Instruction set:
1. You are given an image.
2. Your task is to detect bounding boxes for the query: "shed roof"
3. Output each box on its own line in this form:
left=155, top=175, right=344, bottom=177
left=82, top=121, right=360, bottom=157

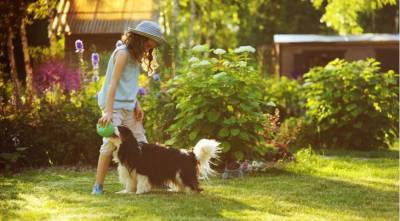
left=52, top=0, right=157, bottom=35
left=274, top=34, right=399, bottom=44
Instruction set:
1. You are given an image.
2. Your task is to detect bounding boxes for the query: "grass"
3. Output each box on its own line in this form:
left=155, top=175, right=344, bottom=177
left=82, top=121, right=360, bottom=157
left=0, top=146, right=398, bottom=221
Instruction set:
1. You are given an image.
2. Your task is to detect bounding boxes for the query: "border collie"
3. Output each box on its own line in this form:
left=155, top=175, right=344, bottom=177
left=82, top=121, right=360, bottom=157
left=110, top=125, right=220, bottom=194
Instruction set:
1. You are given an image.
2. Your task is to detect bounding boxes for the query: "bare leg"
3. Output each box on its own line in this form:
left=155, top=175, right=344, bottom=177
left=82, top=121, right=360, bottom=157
left=95, top=154, right=112, bottom=185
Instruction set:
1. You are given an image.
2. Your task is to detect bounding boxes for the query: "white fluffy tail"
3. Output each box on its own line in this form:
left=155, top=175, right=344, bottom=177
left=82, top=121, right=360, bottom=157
left=193, top=139, right=221, bottom=179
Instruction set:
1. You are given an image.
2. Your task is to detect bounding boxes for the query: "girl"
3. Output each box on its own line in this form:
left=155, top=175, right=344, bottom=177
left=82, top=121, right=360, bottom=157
left=93, top=21, right=165, bottom=194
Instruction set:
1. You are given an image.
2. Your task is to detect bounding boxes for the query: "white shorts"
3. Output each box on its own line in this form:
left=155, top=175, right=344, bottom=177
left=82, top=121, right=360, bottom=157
left=99, top=109, right=147, bottom=156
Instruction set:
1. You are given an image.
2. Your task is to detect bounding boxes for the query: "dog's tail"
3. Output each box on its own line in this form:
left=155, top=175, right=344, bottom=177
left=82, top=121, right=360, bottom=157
left=193, top=139, right=221, bottom=179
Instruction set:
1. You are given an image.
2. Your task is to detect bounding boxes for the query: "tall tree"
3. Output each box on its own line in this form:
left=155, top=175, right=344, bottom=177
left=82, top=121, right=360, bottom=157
left=0, top=0, right=34, bottom=107
left=311, top=0, right=398, bottom=34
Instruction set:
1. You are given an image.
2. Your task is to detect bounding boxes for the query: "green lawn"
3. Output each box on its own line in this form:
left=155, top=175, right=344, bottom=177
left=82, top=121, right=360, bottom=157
left=1, top=147, right=398, bottom=221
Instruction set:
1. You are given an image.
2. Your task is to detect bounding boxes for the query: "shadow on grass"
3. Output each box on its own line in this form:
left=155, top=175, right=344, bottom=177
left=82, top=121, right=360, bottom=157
left=0, top=167, right=398, bottom=220
left=0, top=169, right=254, bottom=220
left=213, top=168, right=398, bottom=220
left=314, top=144, right=399, bottom=159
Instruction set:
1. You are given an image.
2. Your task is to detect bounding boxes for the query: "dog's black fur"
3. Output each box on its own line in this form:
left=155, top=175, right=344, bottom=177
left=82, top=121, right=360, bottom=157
left=117, top=126, right=202, bottom=192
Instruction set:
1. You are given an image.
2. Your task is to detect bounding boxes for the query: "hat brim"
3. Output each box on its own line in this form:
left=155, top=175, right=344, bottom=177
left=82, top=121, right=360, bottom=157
left=130, top=30, right=166, bottom=44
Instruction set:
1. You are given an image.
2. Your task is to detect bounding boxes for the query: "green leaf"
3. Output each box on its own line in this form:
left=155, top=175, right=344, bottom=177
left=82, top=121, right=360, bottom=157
left=207, top=111, right=221, bottom=122
left=189, top=130, right=198, bottom=141
left=239, top=132, right=250, bottom=141
left=223, top=117, right=236, bottom=125
left=231, top=128, right=240, bottom=136
left=218, top=128, right=230, bottom=138
left=233, top=151, right=244, bottom=160
left=221, top=141, right=231, bottom=153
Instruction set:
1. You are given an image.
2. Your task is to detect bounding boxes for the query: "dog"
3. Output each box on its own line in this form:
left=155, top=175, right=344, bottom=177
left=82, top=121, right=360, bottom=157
left=110, top=125, right=221, bottom=194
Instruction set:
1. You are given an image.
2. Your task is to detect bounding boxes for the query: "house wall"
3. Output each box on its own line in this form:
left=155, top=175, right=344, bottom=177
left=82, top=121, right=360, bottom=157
left=278, top=42, right=398, bottom=77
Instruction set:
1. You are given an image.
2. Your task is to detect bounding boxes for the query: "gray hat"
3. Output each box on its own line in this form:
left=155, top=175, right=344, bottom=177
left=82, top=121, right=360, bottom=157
left=128, top=21, right=165, bottom=44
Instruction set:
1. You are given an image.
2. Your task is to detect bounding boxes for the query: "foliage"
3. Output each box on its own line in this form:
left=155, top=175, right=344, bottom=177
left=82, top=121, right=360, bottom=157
left=263, top=109, right=303, bottom=150
left=29, top=37, right=65, bottom=66
left=164, top=45, right=266, bottom=161
left=0, top=80, right=102, bottom=170
left=262, top=76, right=304, bottom=120
left=303, top=58, right=399, bottom=149
left=139, top=73, right=178, bottom=143
left=311, top=0, right=397, bottom=34
left=236, top=0, right=330, bottom=46
left=32, top=59, right=81, bottom=93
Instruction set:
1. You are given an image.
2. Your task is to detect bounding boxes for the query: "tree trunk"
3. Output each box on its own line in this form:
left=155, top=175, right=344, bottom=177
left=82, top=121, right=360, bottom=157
left=7, top=27, right=22, bottom=108
left=171, top=0, right=179, bottom=77
left=20, top=19, right=34, bottom=102
left=188, top=0, right=195, bottom=51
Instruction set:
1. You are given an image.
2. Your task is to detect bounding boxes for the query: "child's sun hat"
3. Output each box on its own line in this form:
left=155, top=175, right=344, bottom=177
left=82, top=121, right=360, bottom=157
left=128, top=20, right=166, bottom=44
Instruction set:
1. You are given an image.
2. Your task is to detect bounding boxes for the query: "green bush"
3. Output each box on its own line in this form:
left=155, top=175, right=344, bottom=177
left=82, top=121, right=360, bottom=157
left=303, top=58, right=399, bottom=149
left=0, top=80, right=102, bottom=170
left=263, top=76, right=304, bottom=119
left=140, top=77, right=177, bottom=143
left=164, top=45, right=266, bottom=161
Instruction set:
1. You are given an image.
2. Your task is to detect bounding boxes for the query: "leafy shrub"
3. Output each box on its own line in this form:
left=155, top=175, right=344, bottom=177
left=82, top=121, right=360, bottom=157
left=263, top=76, right=304, bottom=119
left=164, top=45, right=266, bottom=161
left=0, top=80, right=102, bottom=170
left=140, top=74, right=178, bottom=143
left=303, top=58, right=399, bottom=149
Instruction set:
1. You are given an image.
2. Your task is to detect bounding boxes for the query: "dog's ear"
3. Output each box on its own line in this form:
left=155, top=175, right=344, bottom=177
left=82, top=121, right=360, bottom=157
left=116, top=125, right=135, bottom=142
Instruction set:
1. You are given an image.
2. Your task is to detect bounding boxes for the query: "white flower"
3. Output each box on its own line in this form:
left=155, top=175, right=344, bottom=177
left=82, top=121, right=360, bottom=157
left=191, top=60, right=210, bottom=68
left=189, top=56, right=200, bottom=63
left=210, top=58, right=219, bottom=63
left=234, top=45, right=256, bottom=53
left=213, top=72, right=227, bottom=79
left=192, top=44, right=209, bottom=52
left=198, top=60, right=210, bottom=66
left=238, top=61, right=247, bottom=67
left=213, top=48, right=226, bottom=55
left=222, top=60, right=231, bottom=67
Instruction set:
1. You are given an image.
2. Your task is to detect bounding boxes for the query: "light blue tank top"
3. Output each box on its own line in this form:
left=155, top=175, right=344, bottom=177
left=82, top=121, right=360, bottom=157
left=97, top=45, right=140, bottom=110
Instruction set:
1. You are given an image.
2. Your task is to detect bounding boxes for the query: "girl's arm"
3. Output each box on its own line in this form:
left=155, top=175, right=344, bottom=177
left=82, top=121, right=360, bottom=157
left=98, top=51, right=129, bottom=125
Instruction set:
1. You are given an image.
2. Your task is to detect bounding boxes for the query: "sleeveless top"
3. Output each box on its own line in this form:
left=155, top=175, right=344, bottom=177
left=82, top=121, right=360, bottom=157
left=97, top=45, right=140, bottom=110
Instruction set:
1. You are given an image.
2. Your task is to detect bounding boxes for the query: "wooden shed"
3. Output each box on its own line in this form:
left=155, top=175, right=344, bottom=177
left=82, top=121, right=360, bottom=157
left=273, top=34, right=399, bottom=78
left=52, top=0, right=158, bottom=63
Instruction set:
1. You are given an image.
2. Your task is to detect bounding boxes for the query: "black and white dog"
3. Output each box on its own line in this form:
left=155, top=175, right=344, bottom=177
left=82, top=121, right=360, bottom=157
left=110, top=125, right=221, bottom=194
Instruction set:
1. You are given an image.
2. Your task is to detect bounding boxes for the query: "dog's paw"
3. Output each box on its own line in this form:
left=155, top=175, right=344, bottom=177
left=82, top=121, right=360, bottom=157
left=135, top=190, right=148, bottom=194
left=116, top=189, right=134, bottom=194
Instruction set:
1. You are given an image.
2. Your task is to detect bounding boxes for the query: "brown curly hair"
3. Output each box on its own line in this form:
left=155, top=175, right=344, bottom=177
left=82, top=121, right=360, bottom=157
left=122, top=32, right=157, bottom=74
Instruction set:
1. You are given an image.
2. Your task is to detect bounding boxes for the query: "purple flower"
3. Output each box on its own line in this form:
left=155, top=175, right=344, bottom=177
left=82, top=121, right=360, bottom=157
left=138, top=87, right=147, bottom=96
left=75, top=39, right=84, bottom=53
left=116, top=40, right=123, bottom=48
left=91, top=53, right=100, bottom=68
left=92, top=74, right=99, bottom=82
left=152, top=73, right=160, bottom=81
left=33, top=59, right=81, bottom=93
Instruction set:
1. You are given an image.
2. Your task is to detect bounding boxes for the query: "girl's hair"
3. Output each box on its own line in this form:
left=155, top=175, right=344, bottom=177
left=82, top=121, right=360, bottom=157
left=122, top=32, right=158, bottom=75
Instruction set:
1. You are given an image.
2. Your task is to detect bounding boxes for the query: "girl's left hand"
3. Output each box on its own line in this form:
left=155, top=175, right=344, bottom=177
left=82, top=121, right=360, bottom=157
left=134, top=104, right=144, bottom=121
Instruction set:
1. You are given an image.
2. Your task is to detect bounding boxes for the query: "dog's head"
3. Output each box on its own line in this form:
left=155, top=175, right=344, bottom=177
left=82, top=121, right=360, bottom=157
left=110, top=125, right=140, bottom=173
left=108, top=125, right=138, bottom=148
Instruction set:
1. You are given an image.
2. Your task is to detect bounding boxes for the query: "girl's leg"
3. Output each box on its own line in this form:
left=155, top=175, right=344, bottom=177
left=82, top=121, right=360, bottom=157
left=95, top=153, right=113, bottom=185
left=92, top=110, right=123, bottom=194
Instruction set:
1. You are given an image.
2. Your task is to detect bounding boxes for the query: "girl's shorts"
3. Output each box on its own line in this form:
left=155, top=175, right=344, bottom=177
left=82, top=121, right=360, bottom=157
left=99, top=109, right=147, bottom=156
